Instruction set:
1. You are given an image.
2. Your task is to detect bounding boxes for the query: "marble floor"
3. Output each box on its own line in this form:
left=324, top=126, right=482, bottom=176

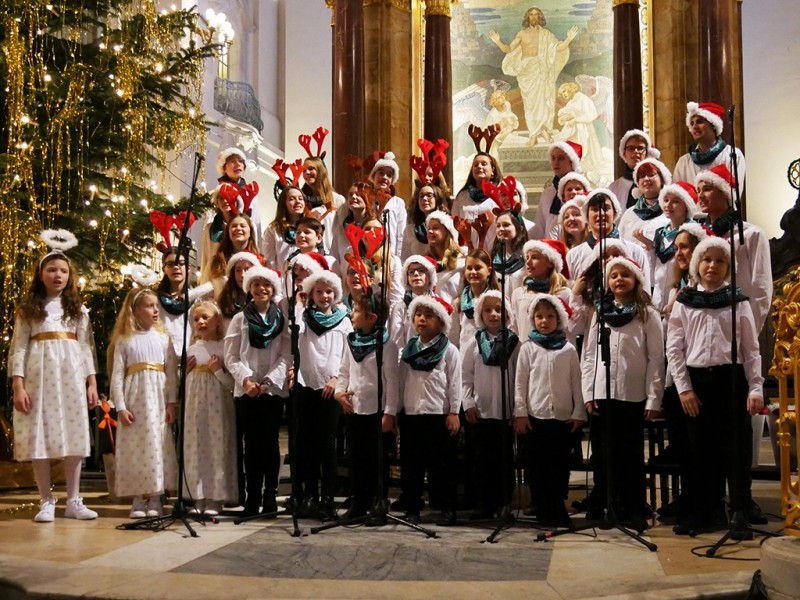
left=0, top=472, right=785, bottom=600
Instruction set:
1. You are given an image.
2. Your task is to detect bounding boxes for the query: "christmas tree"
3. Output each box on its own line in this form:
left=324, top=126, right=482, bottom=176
left=0, top=1, right=219, bottom=390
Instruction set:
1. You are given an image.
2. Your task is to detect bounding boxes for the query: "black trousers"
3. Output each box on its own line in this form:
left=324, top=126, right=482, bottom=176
left=345, top=412, right=393, bottom=509
left=296, top=384, right=341, bottom=499
left=589, top=399, right=647, bottom=516
left=528, top=417, right=573, bottom=507
left=468, top=418, right=514, bottom=512
left=236, top=393, right=284, bottom=510
left=399, top=414, right=458, bottom=512
left=686, top=364, right=753, bottom=514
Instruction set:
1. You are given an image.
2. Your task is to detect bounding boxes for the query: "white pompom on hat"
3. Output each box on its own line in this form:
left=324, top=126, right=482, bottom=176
left=226, top=251, right=263, bottom=276
left=473, top=289, right=511, bottom=330
left=686, top=101, right=725, bottom=137
left=216, top=147, right=248, bottom=177
left=402, top=254, right=438, bottom=289
left=633, top=157, right=673, bottom=187
left=369, top=151, right=400, bottom=184
left=528, top=293, right=571, bottom=331
left=604, top=256, right=647, bottom=291
left=582, top=188, right=622, bottom=221
left=302, top=269, right=344, bottom=305
left=689, top=235, right=730, bottom=283
left=658, top=181, right=698, bottom=218
left=557, top=194, right=587, bottom=222
left=408, top=293, right=454, bottom=334
left=426, top=210, right=459, bottom=243
left=677, top=221, right=710, bottom=244
left=591, top=237, right=627, bottom=260
left=243, top=266, right=283, bottom=299
left=557, top=171, right=591, bottom=200
left=549, top=141, right=583, bottom=173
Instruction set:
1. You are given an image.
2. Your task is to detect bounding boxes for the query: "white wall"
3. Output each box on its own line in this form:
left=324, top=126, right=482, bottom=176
left=742, top=0, right=800, bottom=238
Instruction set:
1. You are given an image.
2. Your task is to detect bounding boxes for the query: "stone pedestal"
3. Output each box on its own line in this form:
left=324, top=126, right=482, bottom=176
left=760, top=537, right=800, bottom=600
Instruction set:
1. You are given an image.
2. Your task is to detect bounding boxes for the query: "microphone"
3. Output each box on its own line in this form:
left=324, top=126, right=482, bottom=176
left=195, top=152, right=205, bottom=164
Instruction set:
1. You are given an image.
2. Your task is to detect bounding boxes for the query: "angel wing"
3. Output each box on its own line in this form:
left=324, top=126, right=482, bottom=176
left=452, top=78, right=511, bottom=130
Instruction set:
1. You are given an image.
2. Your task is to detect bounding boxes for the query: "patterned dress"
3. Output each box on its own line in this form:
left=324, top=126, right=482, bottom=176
left=183, top=339, right=238, bottom=502
left=111, top=329, right=178, bottom=497
left=9, top=299, right=97, bottom=460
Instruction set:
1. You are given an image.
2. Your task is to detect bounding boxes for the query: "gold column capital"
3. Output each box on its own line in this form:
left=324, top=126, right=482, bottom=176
left=612, top=0, right=639, bottom=7
left=364, top=0, right=412, bottom=11
left=424, top=0, right=457, bottom=18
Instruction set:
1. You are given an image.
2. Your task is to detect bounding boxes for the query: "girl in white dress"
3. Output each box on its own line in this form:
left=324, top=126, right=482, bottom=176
left=110, top=287, right=179, bottom=518
left=424, top=211, right=464, bottom=304
left=10, top=231, right=99, bottom=523
left=184, top=301, right=237, bottom=515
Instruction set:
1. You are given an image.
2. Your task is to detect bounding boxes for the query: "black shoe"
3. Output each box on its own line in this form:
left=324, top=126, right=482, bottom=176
left=436, top=509, right=457, bottom=527
left=746, top=500, right=768, bottom=525
left=550, top=504, right=573, bottom=528
left=298, top=497, right=320, bottom=519
left=585, top=506, right=604, bottom=521
left=390, top=497, right=407, bottom=512
left=243, top=500, right=261, bottom=517
left=627, top=515, right=650, bottom=532
left=320, top=496, right=338, bottom=520
left=365, top=512, right=388, bottom=527
left=404, top=510, right=420, bottom=524
left=342, top=504, right=368, bottom=520
left=261, top=496, right=278, bottom=515
left=468, top=509, right=495, bottom=521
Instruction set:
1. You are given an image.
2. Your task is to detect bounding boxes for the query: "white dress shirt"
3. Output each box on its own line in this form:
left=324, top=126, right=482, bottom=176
left=335, top=333, right=400, bottom=415
left=461, top=333, right=518, bottom=420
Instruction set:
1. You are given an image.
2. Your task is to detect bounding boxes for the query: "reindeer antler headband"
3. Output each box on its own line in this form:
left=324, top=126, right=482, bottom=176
left=410, top=138, right=449, bottom=184
left=468, top=124, right=501, bottom=155
left=298, top=126, right=330, bottom=161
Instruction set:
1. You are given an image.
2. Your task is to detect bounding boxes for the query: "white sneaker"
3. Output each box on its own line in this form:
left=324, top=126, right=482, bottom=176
left=34, top=498, right=56, bottom=523
left=146, top=495, right=163, bottom=517
left=130, top=496, right=147, bottom=519
left=189, top=500, right=205, bottom=515
left=204, top=500, right=222, bottom=516
left=65, top=497, right=98, bottom=520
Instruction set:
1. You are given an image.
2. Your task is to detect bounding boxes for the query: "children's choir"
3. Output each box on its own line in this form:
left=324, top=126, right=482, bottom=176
left=9, top=105, right=772, bottom=539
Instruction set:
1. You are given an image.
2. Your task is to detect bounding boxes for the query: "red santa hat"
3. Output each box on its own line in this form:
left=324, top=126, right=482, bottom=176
left=369, top=151, right=400, bottom=184
left=527, top=294, right=572, bottom=331
left=618, top=129, right=660, bottom=160
left=302, top=269, right=344, bottom=305
left=426, top=210, right=459, bottom=242
left=633, top=157, right=673, bottom=187
left=695, top=163, right=737, bottom=201
left=549, top=141, right=583, bottom=173
left=591, top=237, right=628, bottom=261
left=243, top=266, right=283, bottom=299
left=522, top=239, right=570, bottom=278
left=659, top=181, right=699, bottom=218
left=216, top=147, right=248, bottom=177
left=473, top=290, right=512, bottom=330
left=689, top=235, right=730, bottom=283
left=408, top=294, right=454, bottom=334
left=677, top=221, right=711, bottom=244
left=226, top=251, right=263, bottom=276
left=291, top=251, right=329, bottom=275
left=604, top=256, right=647, bottom=291
left=686, top=101, right=725, bottom=137
left=582, top=188, right=622, bottom=221
left=402, top=255, right=438, bottom=289
left=557, top=171, right=591, bottom=200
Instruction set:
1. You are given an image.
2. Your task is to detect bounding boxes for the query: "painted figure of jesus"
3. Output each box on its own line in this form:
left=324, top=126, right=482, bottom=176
left=489, top=7, right=578, bottom=146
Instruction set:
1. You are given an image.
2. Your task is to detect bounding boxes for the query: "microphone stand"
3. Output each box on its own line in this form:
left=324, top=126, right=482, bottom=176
left=703, top=105, right=777, bottom=554
left=311, top=208, right=437, bottom=538
left=537, top=198, right=656, bottom=551
left=485, top=235, right=517, bottom=542
left=233, top=267, right=302, bottom=537
left=120, top=153, right=207, bottom=535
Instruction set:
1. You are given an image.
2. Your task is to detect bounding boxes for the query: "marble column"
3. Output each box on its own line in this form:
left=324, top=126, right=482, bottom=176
left=423, top=0, right=454, bottom=189
left=331, top=0, right=365, bottom=192
left=613, top=0, right=642, bottom=178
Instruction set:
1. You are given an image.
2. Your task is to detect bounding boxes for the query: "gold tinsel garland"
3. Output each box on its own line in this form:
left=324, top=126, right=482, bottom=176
left=0, top=0, right=215, bottom=356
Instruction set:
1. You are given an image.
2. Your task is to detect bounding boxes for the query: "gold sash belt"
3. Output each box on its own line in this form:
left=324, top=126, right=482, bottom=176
left=31, top=331, right=77, bottom=341
left=192, top=365, right=214, bottom=374
left=126, top=362, right=165, bottom=376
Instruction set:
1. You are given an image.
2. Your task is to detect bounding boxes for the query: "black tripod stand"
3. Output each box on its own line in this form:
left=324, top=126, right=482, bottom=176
left=119, top=153, right=208, bottom=536
left=232, top=268, right=302, bottom=536
left=536, top=197, right=657, bottom=552
left=702, top=106, right=778, bottom=556
left=311, top=209, right=437, bottom=538
left=485, top=241, right=524, bottom=543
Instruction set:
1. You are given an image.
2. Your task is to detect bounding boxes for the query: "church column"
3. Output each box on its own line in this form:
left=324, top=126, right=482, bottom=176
left=698, top=0, right=744, bottom=149
left=612, top=0, right=642, bottom=178
left=331, top=0, right=365, bottom=192
left=423, top=0, right=454, bottom=188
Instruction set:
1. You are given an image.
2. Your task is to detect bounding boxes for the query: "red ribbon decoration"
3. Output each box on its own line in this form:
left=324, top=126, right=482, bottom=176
left=97, top=399, right=118, bottom=452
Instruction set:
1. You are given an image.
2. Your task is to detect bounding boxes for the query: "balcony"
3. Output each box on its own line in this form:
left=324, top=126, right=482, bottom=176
left=213, top=77, right=264, bottom=133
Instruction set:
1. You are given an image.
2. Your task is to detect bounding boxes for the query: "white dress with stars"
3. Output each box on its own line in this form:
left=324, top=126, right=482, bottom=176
left=9, top=299, right=97, bottom=460
left=111, top=329, right=179, bottom=497
left=183, top=339, right=238, bottom=502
